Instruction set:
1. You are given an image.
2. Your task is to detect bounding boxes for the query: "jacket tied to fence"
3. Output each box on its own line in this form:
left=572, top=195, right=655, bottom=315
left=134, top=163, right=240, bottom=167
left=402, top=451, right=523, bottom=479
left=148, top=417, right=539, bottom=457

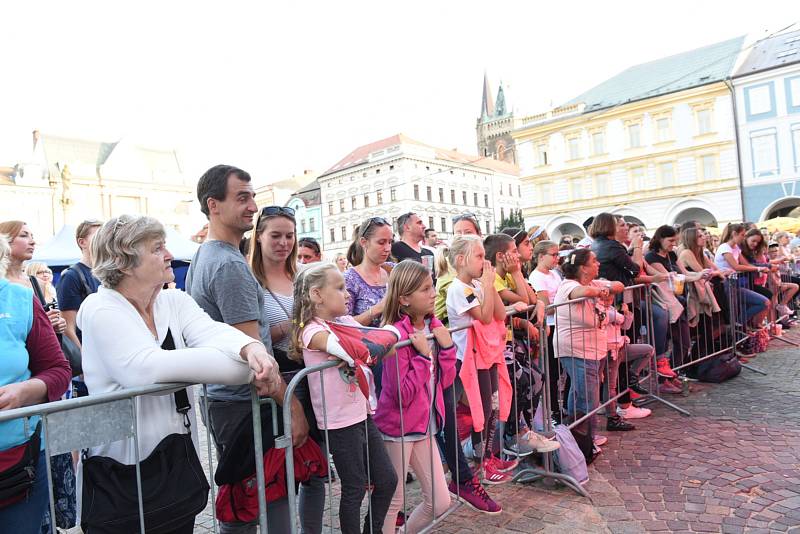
left=686, top=278, right=721, bottom=328
left=374, top=315, right=456, bottom=437
left=459, top=319, right=512, bottom=432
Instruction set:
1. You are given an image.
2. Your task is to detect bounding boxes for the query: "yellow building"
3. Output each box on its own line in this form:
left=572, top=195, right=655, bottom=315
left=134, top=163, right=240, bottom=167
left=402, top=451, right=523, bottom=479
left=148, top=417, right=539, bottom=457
left=513, top=36, right=747, bottom=238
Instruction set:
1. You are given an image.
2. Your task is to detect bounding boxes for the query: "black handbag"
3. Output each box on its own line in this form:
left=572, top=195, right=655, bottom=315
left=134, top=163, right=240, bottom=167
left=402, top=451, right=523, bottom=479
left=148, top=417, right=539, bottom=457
left=29, top=276, right=82, bottom=377
left=80, top=329, right=210, bottom=533
left=0, top=421, right=41, bottom=508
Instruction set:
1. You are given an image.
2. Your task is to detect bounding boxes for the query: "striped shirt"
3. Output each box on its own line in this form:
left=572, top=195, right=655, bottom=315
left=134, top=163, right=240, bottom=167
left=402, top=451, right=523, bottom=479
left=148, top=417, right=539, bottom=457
left=263, top=289, right=294, bottom=352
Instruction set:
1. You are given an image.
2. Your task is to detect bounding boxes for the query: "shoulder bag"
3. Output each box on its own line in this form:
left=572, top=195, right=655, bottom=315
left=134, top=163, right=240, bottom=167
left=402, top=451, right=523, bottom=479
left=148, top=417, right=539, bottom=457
left=30, top=275, right=82, bottom=377
left=80, top=329, right=210, bottom=533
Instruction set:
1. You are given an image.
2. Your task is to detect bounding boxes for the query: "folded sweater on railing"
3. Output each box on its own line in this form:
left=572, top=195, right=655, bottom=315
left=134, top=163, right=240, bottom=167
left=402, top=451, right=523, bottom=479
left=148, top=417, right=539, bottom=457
left=459, top=319, right=511, bottom=432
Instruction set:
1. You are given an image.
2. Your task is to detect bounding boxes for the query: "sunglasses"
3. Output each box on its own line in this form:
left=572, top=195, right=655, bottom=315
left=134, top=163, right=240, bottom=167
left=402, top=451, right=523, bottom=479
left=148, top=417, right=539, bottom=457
left=452, top=213, right=479, bottom=224
left=260, top=206, right=295, bottom=218
left=298, top=238, right=320, bottom=253
left=361, top=217, right=391, bottom=237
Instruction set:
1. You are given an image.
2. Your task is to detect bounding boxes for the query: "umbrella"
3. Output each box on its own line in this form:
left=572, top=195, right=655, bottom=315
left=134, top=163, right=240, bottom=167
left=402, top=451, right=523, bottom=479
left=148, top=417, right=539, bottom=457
left=757, top=217, right=800, bottom=233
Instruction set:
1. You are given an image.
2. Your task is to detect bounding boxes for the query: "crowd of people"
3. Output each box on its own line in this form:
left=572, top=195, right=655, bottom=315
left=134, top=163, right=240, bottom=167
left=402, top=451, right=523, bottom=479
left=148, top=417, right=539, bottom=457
left=1, top=162, right=798, bottom=534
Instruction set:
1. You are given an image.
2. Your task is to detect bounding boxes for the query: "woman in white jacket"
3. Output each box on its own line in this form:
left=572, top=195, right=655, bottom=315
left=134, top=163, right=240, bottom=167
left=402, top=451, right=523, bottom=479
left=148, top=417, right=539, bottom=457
left=77, top=215, right=281, bottom=533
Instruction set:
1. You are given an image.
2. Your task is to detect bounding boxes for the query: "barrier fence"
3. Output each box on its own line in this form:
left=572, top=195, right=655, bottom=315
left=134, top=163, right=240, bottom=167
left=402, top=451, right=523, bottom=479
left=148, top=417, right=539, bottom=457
left=1, top=272, right=782, bottom=534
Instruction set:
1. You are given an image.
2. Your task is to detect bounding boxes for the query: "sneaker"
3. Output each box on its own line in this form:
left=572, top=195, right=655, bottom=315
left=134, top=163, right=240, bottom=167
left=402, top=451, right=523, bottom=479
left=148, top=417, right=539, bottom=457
left=481, top=459, right=512, bottom=485
left=448, top=477, right=502, bottom=514
left=488, top=455, right=519, bottom=473
left=617, top=405, right=652, bottom=419
left=658, top=380, right=682, bottom=394
left=503, top=434, right=536, bottom=457
left=656, top=359, right=677, bottom=378
left=630, top=382, right=650, bottom=395
left=593, top=435, right=608, bottom=447
left=606, top=415, right=635, bottom=431
left=519, top=430, right=560, bottom=453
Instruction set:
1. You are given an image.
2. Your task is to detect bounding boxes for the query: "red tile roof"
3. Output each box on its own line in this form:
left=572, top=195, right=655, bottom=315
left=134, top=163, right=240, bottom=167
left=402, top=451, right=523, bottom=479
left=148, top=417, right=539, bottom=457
left=321, top=133, right=519, bottom=177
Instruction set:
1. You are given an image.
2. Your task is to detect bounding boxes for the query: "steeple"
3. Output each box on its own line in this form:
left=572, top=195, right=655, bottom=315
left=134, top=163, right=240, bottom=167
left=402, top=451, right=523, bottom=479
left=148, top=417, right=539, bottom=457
left=480, top=71, right=495, bottom=119
left=495, top=83, right=506, bottom=116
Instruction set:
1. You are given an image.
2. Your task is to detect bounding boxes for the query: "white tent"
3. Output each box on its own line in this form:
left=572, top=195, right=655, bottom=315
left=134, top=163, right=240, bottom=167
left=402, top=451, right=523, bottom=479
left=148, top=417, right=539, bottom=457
left=32, top=225, right=80, bottom=267
left=32, top=224, right=199, bottom=266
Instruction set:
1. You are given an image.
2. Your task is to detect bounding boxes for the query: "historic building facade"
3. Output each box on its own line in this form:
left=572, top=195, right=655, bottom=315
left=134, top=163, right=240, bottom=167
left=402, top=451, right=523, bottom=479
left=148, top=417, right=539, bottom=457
left=513, top=37, right=747, bottom=239
left=732, top=30, right=800, bottom=221
left=318, top=134, right=520, bottom=257
left=287, top=178, right=323, bottom=244
left=3, top=130, right=193, bottom=238
left=476, top=73, right=518, bottom=165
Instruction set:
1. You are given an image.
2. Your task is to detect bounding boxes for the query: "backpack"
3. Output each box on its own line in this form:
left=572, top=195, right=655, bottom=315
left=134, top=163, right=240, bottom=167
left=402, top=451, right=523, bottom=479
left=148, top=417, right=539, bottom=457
left=692, top=350, right=741, bottom=383
left=63, top=263, right=94, bottom=301
left=552, top=424, right=589, bottom=485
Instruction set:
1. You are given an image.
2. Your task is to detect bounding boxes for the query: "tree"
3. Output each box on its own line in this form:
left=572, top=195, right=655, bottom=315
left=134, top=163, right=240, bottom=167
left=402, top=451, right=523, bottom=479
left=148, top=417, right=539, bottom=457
left=498, top=208, right=525, bottom=231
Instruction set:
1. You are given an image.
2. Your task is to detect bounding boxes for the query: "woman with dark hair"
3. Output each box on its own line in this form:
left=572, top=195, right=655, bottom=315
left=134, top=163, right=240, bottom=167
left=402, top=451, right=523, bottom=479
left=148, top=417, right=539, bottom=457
left=345, top=217, right=394, bottom=327
left=554, top=249, right=624, bottom=446
left=297, top=237, right=322, bottom=264
left=249, top=206, right=325, bottom=533
left=715, top=223, right=769, bottom=330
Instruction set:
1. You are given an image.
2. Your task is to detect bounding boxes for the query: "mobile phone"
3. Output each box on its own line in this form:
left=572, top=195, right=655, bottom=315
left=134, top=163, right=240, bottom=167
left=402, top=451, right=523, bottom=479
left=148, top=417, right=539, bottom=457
left=44, top=301, right=58, bottom=312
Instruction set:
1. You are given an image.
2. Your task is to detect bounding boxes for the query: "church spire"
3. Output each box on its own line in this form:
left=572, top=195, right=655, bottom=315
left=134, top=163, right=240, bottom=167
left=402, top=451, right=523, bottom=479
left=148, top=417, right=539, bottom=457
left=495, top=83, right=506, bottom=116
left=480, top=71, right=495, bottom=119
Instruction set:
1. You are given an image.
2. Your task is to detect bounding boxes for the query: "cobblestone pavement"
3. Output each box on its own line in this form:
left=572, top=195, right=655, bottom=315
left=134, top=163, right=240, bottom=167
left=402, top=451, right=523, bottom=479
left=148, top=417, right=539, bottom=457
left=194, top=331, right=800, bottom=533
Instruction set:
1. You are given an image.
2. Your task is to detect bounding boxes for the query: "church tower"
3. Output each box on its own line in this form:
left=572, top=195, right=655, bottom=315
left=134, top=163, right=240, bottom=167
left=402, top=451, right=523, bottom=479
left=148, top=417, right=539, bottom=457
left=476, top=73, right=517, bottom=165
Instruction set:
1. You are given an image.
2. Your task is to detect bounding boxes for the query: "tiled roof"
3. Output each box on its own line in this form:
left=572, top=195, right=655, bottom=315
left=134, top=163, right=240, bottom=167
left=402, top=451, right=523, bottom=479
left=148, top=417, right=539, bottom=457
left=734, top=30, right=800, bottom=78
left=567, top=36, right=746, bottom=112
left=321, top=133, right=519, bottom=177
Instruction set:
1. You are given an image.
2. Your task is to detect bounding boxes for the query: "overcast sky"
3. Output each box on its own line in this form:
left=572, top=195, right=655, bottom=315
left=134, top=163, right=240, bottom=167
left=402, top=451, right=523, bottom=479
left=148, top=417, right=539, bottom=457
left=1, top=1, right=796, bottom=187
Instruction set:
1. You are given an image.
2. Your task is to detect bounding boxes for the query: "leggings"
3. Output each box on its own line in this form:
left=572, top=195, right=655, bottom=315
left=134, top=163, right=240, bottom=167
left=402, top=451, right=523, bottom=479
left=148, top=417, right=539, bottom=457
left=381, top=436, right=450, bottom=534
left=435, top=382, right=474, bottom=485
left=471, top=366, right=500, bottom=459
left=326, top=417, right=398, bottom=534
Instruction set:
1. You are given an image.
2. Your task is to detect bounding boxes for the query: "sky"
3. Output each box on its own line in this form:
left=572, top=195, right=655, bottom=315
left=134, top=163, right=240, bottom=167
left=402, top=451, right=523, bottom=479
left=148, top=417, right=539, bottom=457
left=1, top=1, right=797, bottom=188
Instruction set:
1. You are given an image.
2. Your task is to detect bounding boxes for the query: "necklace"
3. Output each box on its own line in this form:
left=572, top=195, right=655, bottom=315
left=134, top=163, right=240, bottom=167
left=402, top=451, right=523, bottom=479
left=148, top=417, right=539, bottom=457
left=358, top=264, right=384, bottom=286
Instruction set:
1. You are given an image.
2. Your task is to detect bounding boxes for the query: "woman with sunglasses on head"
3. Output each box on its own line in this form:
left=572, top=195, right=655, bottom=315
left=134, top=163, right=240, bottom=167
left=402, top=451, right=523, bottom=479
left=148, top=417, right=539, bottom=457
left=452, top=213, right=482, bottom=237
left=297, top=238, right=322, bottom=265
left=249, top=206, right=325, bottom=533
left=345, top=217, right=395, bottom=327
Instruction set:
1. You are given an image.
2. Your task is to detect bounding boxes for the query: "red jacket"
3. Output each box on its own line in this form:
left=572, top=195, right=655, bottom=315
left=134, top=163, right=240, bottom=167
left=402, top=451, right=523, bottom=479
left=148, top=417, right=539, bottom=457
left=459, top=319, right=512, bottom=431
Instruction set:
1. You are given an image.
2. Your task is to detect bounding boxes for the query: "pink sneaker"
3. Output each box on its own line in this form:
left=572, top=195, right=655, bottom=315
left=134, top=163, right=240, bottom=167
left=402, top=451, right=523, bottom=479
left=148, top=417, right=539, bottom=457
left=481, top=459, right=512, bottom=485
left=488, top=455, right=519, bottom=473
left=448, top=477, right=502, bottom=514
left=656, top=358, right=677, bottom=378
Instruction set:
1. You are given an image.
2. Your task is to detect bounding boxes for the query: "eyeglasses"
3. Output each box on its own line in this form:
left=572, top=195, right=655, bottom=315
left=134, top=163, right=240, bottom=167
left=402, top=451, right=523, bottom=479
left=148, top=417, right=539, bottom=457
left=37, top=269, right=52, bottom=275
left=298, top=238, right=320, bottom=253
left=260, top=206, right=295, bottom=218
left=361, top=217, right=390, bottom=237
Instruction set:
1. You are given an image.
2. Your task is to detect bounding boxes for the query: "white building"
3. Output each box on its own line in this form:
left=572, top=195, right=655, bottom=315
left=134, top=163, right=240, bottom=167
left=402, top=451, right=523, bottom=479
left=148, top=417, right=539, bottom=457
left=514, top=36, right=746, bottom=239
left=732, top=30, right=800, bottom=222
left=318, top=134, right=521, bottom=256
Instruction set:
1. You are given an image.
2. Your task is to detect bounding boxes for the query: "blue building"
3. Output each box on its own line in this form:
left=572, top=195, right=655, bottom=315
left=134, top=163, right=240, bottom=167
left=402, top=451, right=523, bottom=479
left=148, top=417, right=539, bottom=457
left=287, top=178, right=323, bottom=245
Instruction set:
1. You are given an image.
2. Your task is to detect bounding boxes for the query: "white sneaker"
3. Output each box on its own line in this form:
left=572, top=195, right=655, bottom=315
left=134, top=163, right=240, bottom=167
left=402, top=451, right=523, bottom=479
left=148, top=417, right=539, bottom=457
left=617, top=405, right=652, bottom=419
left=520, top=430, right=561, bottom=453
left=593, top=435, right=608, bottom=447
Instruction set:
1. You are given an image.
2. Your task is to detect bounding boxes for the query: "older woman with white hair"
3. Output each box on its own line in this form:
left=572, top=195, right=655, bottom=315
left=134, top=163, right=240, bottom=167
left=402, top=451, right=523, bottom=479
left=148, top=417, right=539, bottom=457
left=0, top=235, right=71, bottom=533
left=76, top=215, right=282, bottom=534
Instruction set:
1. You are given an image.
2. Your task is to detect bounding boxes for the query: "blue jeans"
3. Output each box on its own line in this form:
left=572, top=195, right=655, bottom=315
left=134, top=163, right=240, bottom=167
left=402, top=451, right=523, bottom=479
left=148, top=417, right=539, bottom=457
left=0, top=450, right=49, bottom=534
left=740, top=287, right=769, bottom=322
left=560, top=356, right=605, bottom=432
left=641, top=301, right=669, bottom=357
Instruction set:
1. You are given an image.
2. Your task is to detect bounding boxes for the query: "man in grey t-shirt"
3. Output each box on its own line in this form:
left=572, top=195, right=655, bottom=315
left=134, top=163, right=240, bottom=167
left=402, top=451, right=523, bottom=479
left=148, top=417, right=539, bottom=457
left=186, top=164, right=309, bottom=534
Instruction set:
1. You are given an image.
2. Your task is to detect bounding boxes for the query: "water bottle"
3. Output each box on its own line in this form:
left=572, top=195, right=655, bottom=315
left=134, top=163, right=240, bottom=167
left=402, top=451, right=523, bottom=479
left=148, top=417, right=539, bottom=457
left=637, top=324, right=647, bottom=345
left=681, top=375, right=690, bottom=397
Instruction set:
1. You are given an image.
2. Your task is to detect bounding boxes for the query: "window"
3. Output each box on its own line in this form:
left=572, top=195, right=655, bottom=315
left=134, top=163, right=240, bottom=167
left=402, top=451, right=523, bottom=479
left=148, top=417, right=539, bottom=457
left=309, top=218, right=316, bottom=232
left=327, top=201, right=334, bottom=214
left=655, top=117, right=671, bottom=142
left=786, top=77, right=800, bottom=113
left=375, top=168, right=380, bottom=174
left=701, top=155, right=718, bottom=179
left=485, top=220, right=491, bottom=234
left=462, top=191, right=467, bottom=204
left=473, top=192, right=478, bottom=205
left=794, top=125, right=800, bottom=171
left=389, top=165, right=395, bottom=171
left=438, top=187, right=444, bottom=202
left=377, top=190, right=383, bottom=204
left=518, top=185, right=521, bottom=196
left=631, top=167, right=647, bottom=190
left=300, top=220, right=307, bottom=233
left=540, top=183, right=552, bottom=204
left=595, top=173, right=609, bottom=197
left=536, top=143, right=549, bottom=166
left=413, top=184, right=419, bottom=200
left=658, top=162, right=675, bottom=187
left=330, top=228, right=335, bottom=242
left=628, top=123, right=642, bottom=148
left=450, top=189, right=455, bottom=203
left=508, top=184, right=512, bottom=196
left=591, top=131, right=605, bottom=155
left=352, top=196, right=357, bottom=210
left=484, top=194, right=489, bottom=207
left=439, top=217, right=445, bottom=232
left=571, top=178, right=584, bottom=200
left=567, top=136, right=581, bottom=160
left=339, top=199, right=345, bottom=212
left=426, top=186, right=432, bottom=201
left=364, top=193, right=370, bottom=208
left=500, top=207, right=505, bottom=221
left=428, top=216, right=434, bottom=230
left=390, top=187, right=397, bottom=201
left=696, top=109, right=713, bottom=135
left=751, top=130, right=779, bottom=177
left=340, top=226, right=347, bottom=241
left=745, top=83, right=776, bottom=120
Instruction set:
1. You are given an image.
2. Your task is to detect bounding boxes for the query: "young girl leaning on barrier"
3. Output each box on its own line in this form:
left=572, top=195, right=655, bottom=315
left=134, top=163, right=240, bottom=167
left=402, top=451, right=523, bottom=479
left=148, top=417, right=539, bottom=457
left=290, top=263, right=397, bottom=534
left=374, top=260, right=455, bottom=533
left=445, top=236, right=517, bottom=484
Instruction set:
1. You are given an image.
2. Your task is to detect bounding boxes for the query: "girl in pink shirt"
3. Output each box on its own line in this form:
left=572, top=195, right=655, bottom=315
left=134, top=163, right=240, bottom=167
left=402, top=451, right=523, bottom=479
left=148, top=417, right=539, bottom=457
left=290, top=263, right=397, bottom=534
